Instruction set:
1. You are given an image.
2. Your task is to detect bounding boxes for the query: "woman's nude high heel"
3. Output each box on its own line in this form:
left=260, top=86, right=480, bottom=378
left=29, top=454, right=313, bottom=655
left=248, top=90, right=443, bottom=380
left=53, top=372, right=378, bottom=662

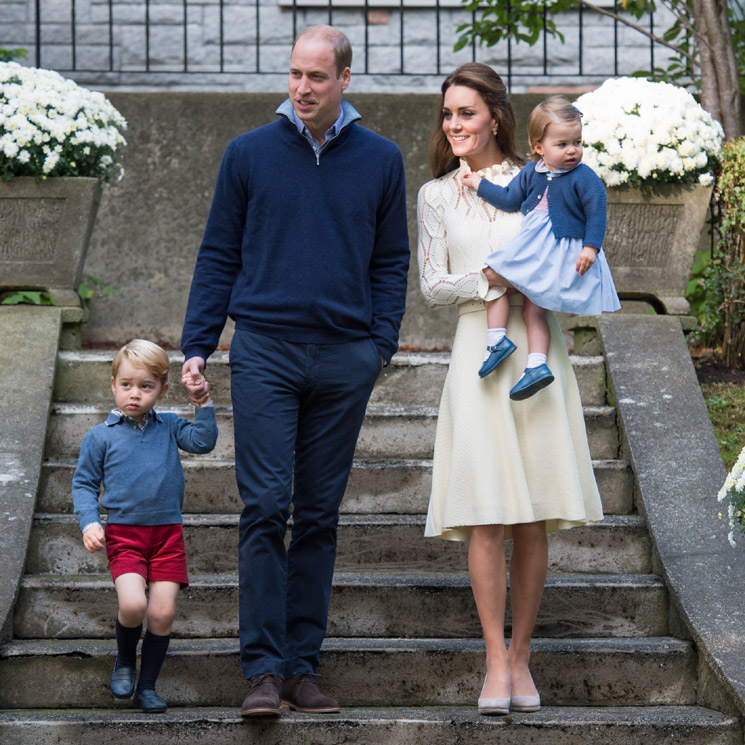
left=510, top=691, right=541, bottom=712
left=477, top=676, right=510, bottom=715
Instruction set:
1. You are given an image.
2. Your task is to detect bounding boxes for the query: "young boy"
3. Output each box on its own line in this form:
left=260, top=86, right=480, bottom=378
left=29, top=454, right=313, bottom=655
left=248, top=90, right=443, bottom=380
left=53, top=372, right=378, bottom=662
left=72, top=339, right=218, bottom=713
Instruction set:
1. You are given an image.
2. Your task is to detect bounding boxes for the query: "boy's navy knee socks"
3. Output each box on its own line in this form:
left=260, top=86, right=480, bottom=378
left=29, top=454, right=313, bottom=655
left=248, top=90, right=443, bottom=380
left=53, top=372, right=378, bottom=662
left=137, top=630, right=171, bottom=691
left=115, top=618, right=142, bottom=667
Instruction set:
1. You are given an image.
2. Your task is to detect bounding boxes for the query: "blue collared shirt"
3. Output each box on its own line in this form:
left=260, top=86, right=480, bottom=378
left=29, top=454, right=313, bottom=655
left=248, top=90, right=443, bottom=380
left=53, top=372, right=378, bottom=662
left=290, top=105, right=345, bottom=156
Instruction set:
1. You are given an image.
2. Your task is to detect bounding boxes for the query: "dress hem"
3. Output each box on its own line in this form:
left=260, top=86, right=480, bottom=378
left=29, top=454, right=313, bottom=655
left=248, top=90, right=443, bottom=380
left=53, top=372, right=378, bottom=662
left=426, top=516, right=599, bottom=542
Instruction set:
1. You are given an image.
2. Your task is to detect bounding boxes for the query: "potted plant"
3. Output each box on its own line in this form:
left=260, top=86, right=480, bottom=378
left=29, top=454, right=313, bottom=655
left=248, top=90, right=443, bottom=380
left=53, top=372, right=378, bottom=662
left=575, top=77, right=724, bottom=314
left=0, top=62, right=127, bottom=305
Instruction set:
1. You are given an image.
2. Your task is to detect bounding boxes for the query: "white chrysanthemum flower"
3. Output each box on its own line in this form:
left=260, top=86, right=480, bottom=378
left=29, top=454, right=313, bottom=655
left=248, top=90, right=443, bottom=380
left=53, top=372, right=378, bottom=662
left=719, top=445, right=745, bottom=547
left=0, top=61, right=126, bottom=181
left=2, top=138, right=19, bottom=158
left=604, top=170, right=627, bottom=187
left=42, top=150, right=59, bottom=173
left=575, top=77, right=723, bottom=188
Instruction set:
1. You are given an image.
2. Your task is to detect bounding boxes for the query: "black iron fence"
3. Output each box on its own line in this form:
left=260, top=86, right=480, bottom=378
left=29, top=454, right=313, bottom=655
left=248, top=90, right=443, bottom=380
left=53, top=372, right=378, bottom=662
left=21, top=0, right=671, bottom=87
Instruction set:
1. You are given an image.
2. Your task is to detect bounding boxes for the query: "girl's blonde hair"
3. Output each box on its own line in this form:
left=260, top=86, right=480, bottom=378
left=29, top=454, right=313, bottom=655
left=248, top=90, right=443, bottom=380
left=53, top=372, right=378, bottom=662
left=111, top=339, right=170, bottom=384
left=527, top=95, right=582, bottom=161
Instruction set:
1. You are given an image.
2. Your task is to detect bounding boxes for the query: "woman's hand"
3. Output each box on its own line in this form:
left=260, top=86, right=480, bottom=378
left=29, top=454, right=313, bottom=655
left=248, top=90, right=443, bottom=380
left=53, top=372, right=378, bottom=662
left=483, top=267, right=514, bottom=289
left=462, top=172, right=482, bottom=191
left=483, top=267, right=501, bottom=286
left=576, top=246, right=599, bottom=276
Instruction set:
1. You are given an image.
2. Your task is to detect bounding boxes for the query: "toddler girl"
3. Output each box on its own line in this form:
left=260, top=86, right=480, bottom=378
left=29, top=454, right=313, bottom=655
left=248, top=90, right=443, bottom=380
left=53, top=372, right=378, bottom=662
left=462, top=95, right=620, bottom=400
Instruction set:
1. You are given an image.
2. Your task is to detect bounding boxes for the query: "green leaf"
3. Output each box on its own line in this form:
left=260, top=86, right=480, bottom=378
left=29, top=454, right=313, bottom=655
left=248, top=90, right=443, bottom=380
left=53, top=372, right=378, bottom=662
left=76, top=274, right=121, bottom=310
left=0, top=290, right=56, bottom=306
left=0, top=47, right=28, bottom=62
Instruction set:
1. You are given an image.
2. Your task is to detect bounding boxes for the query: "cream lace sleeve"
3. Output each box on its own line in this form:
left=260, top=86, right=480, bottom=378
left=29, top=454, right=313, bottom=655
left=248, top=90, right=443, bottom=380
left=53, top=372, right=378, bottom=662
left=417, top=180, right=489, bottom=308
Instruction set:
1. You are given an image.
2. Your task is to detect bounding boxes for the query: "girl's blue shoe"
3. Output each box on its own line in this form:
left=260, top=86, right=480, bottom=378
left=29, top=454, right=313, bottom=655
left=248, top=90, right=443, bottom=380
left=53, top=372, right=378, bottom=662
left=478, top=337, right=516, bottom=378
left=509, top=364, right=554, bottom=400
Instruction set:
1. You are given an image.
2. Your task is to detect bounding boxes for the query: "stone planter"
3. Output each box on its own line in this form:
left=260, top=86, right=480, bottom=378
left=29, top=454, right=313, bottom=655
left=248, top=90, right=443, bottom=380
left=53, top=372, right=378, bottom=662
left=0, top=177, right=102, bottom=306
left=603, top=183, right=713, bottom=315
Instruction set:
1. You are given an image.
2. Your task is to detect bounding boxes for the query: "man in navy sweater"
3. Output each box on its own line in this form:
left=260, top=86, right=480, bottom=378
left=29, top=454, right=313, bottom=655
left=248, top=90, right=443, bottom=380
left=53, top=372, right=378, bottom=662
left=180, top=25, right=409, bottom=717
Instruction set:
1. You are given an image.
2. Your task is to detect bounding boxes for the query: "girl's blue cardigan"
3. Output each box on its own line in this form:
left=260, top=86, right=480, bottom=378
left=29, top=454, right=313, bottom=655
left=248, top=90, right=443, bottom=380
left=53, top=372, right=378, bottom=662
left=477, top=160, right=607, bottom=249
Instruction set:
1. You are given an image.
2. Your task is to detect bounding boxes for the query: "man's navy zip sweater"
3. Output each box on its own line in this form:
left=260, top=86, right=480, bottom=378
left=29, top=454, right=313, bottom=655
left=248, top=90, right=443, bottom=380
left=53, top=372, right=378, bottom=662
left=181, top=101, right=410, bottom=363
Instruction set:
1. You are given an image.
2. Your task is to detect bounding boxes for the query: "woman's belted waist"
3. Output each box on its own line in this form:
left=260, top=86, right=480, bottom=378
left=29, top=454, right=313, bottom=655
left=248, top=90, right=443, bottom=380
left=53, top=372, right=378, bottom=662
left=458, top=293, right=524, bottom=316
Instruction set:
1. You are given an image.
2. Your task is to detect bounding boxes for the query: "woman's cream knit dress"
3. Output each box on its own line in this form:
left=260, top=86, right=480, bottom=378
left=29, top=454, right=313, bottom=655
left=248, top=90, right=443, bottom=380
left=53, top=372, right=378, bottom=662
left=418, top=159, right=604, bottom=541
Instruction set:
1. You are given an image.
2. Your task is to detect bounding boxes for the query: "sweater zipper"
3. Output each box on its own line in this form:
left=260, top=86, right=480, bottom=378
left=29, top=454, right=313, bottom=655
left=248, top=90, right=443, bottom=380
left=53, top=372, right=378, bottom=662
left=310, top=127, right=347, bottom=165
left=301, top=138, right=323, bottom=166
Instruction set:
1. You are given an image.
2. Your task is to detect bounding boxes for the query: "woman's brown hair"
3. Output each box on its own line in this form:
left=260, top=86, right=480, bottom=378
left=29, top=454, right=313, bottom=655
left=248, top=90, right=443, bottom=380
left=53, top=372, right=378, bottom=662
left=428, top=62, right=524, bottom=179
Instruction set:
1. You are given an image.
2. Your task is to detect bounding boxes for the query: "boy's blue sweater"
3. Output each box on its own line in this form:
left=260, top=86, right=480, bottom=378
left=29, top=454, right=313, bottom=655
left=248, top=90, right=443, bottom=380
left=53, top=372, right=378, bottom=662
left=477, top=161, right=607, bottom=248
left=72, top=406, right=218, bottom=532
left=181, top=102, right=410, bottom=364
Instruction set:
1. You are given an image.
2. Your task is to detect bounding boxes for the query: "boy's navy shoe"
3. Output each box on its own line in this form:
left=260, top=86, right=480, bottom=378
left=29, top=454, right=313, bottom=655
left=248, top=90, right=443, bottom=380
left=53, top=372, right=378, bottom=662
left=478, top=337, right=517, bottom=378
left=136, top=688, right=167, bottom=713
left=110, top=660, right=136, bottom=698
left=509, top=364, right=554, bottom=401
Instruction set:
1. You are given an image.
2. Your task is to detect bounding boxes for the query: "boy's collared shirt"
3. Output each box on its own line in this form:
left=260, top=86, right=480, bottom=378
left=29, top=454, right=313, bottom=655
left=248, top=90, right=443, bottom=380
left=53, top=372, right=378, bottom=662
left=73, top=405, right=218, bottom=533
left=111, top=402, right=215, bottom=432
left=110, top=407, right=154, bottom=432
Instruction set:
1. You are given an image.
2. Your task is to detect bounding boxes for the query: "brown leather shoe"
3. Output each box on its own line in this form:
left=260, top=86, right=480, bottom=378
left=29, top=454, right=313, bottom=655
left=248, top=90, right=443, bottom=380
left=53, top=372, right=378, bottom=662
left=281, top=673, right=340, bottom=713
left=240, top=673, right=283, bottom=717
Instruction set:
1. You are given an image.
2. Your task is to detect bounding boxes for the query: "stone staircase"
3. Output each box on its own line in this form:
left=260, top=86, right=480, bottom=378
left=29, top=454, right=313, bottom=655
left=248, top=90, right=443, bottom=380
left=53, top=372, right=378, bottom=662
left=0, top=338, right=741, bottom=744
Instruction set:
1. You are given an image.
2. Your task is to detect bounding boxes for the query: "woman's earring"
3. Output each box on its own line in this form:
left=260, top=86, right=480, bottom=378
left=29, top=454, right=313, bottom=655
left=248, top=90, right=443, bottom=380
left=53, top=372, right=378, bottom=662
left=492, top=128, right=498, bottom=136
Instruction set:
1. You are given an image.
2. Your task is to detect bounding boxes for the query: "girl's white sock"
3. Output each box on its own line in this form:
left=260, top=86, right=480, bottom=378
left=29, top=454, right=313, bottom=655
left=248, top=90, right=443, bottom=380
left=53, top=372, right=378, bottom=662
left=487, top=328, right=506, bottom=347
left=485, top=328, right=507, bottom=361
left=526, top=353, right=547, bottom=369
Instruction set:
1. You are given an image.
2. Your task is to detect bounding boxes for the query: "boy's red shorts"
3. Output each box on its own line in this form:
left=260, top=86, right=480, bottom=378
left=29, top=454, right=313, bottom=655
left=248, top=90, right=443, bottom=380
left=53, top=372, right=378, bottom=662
left=105, top=523, right=189, bottom=587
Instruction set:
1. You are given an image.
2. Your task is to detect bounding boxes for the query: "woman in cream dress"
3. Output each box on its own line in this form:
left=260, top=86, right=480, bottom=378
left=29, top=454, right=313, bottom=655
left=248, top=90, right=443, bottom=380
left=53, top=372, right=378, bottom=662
left=418, top=63, right=603, bottom=715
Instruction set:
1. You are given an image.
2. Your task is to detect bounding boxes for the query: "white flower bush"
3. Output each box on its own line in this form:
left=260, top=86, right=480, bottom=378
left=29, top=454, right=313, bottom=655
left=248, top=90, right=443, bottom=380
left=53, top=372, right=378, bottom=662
left=0, top=62, right=127, bottom=182
left=575, top=77, right=724, bottom=188
left=718, top=446, right=745, bottom=547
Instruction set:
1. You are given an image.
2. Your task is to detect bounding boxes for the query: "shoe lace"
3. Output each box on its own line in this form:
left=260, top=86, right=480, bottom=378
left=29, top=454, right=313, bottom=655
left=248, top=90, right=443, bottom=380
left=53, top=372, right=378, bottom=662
left=294, top=673, right=317, bottom=683
left=249, top=673, right=281, bottom=691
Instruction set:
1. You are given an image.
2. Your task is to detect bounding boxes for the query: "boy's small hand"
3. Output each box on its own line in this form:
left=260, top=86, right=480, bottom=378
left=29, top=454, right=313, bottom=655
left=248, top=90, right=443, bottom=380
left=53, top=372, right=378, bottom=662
left=462, top=172, right=482, bottom=191
left=577, top=245, right=598, bottom=276
left=182, top=373, right=212, bottom=406
left=83, top=524, right=105, bottom=553
left=181, top=356, right=211, bottom=406
left=187, top=386, right=212, bottom=407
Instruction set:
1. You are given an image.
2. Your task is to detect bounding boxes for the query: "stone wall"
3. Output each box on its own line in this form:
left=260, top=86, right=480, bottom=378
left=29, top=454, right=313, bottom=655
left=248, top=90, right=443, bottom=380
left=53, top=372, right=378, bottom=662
left=79, top=91, right=549, bottom=350
left=2, top=0, right=675, bottom=92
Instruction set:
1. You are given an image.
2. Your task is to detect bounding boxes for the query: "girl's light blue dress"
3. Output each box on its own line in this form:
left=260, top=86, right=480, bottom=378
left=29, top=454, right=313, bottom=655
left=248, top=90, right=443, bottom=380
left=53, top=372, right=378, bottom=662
left=485, top=166, right=620, bottom=315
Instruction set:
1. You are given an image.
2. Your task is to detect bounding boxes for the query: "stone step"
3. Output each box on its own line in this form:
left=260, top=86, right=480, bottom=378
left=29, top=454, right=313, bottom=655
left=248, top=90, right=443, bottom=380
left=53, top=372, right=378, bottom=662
left=26, top=515, right=650, bottom=575
left=14, top=571, right=667, bottom=640
left=0, top=706, right=739, bottom=745
left=44, top=403, right=620, bottom=461
left=38, top=457, right=635, bottom=516
left=53, top=351, right=609, bottom=408
left=0, top=637, right=696, bottom=709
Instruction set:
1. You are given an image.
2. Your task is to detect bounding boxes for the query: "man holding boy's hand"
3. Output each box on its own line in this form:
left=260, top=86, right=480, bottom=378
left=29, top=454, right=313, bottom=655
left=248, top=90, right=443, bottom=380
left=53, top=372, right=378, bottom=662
left=181, top=23, right=409, bottom=719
